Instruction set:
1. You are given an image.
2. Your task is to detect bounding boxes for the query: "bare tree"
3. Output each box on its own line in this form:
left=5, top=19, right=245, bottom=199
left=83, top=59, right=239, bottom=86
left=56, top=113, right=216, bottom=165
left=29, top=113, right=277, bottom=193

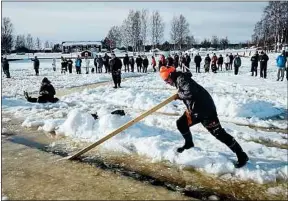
left=107, top=25, right=122, bottom=48
left=151, top=10, right=164, bottom=48
left=45, top=40, right=50, bottom=48
left=132, top=10, right=141, bottom=52
left=35, top=37, right=41, bottom=50
left=211, top=35, right=219, bottom=49
left=26, top=34, right=34, bottom=50
left=170, top=16, right=178, bottom=50
left=177, top=14, right=189, bottom=50
left=185, top=35, right=196, bottom=49
left=1, top=17, right=14, bottom=53
left=140, top=9, right=149, bottom=51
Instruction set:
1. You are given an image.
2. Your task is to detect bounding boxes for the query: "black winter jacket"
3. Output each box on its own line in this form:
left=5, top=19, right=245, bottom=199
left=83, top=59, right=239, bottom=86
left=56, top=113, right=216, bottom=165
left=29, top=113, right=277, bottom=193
left=143, top=58, right=149, bottom=66
left=136, top=57, right=143, bottom=66
left=2, top=60, right=9, bottom=70
left=171, top=71, right=217, bottom=117
left=259, top=54, right=269, bottom=66
left=204, top=56, right=211, bottom=64
left=39, top=83, right=56, bottom=99
left=110, top=57, right=122, bottom=71
left=194, top=55, right=202, bottom=64
left=123, top=56, right=129, bottom=65
left=251, top=55, right=258, bottom=67
left=217, top=56, right=223, bottom=64
left=32, top=58, right=40, bottom=69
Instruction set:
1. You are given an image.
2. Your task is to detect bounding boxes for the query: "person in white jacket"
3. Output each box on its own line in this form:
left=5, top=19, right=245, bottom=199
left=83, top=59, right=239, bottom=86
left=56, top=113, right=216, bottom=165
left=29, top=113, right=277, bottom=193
left=52, top=58, right=56, bottom=71
left=84, top=56, right=90, bottom=74
left=224, top=54, right=230, bottom=71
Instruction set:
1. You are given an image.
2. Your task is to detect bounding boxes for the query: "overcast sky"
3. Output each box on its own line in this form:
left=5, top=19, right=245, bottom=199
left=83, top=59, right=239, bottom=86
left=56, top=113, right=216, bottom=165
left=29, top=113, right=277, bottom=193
left=2, top=2, right=267, bottom=44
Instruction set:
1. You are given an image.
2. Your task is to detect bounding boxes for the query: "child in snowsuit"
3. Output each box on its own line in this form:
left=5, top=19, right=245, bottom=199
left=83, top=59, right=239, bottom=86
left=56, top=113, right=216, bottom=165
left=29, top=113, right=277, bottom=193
left=75, top=55, right=82, bottom=74
left=159, top=66, right=249, bottom=168
left=211, top=53, right=218, bottom=73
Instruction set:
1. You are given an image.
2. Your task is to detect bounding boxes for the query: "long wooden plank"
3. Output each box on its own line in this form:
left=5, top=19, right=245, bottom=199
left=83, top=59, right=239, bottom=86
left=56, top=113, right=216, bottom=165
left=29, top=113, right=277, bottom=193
left=67, top=93, right=178, bottom=160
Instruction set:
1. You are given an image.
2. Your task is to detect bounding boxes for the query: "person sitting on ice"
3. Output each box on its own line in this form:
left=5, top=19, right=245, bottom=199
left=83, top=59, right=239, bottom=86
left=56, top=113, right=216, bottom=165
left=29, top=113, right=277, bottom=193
left=159, top=66, right=249, bottom=168
left=24, top=77, right=59, bottom=103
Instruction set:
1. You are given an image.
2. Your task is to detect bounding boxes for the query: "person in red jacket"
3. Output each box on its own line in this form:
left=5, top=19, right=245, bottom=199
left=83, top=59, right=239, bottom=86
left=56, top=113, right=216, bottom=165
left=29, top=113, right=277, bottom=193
left=151, top=56, right=156, bottom=72
left=211, top=53, right=218, bottom=73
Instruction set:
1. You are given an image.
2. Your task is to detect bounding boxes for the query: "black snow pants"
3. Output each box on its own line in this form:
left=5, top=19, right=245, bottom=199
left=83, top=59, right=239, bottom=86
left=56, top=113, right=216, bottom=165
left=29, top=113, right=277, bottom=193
left=112, top=71, right=121, bottom=87
left=27, top=95, right=59, bottom=103
left=260, top=64, right=267, bottom=78
left=176, top=111, right=244, bottom=155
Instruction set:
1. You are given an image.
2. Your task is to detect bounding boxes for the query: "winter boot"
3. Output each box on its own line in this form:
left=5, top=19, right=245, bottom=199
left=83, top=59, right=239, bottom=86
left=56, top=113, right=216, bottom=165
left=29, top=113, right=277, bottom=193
left=177, top=131, right=194, bottom=153
left=229, top=140, right=249, bottom=168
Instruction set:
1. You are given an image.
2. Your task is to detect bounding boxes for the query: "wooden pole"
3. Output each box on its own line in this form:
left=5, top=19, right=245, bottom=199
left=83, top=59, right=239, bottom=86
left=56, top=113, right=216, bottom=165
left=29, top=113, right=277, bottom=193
left=66, top=93, right=178, bottom=160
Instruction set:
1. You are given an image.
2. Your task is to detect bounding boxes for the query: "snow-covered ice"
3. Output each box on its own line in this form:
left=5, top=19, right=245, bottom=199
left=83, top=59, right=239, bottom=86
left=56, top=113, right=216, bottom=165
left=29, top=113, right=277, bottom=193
left=2, top=50, right=287, bottom=184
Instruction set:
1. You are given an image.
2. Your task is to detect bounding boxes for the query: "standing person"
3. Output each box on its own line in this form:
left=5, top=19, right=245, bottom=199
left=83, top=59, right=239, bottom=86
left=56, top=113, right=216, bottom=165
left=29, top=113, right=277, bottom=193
left=211, top=53, right=218, bottom=73
left=61, top=57, right=68, bottom=74
left=103, top=53, right=110, bottom=73
left=123, top=53, right=130, bottom=72
left=159, top=66, right=249, bottom=168
left=276, top=50, right=287, bottom=81
left=204, top=54, right=211, bottom=73
left=31, top=56, right=40, bottom=76
left=224, top=54, right=230, bottom=71
left=185, top=53, right=191, bottom=71
left=217, top=54, right=223, bottom=71
left=167, top=55, right=174, bottom=67
left=229, top=53, right=234, bottom=70
left=97, top=55, right=103, bottom=73
left=24, top=77, right=59, bottom=103
left=159, top=55, right=167, bottom=71
left=2, top=57, right=11, bottom=78
left=75, top=55, right=82, bottom=74
left=194, top=53, right=202, bottom=73
left=174, top=53, right=179, bottom=68
left=233, top=54, right=241, bottom=75
left=151, top=56, right=157, bottom=72
left=181, top=54, right=187, bottom=72
left=129, top=56, right=135, bottom=73
left=136, top=55, right=143, bottom=72
left=52, top=58, right=56, bottom=71
left=94, top=55, right=98, bottom=73
left=84, top=56, right=90, bottom=74
left=142, top=56, right=149, bottom=73
left=67, top=58, right=73, bottom=74
left=110, top=53, right=122, bottom=88
left=259, top=51, right=269, bottom=79
left=250, top=53, right=259, bottom=76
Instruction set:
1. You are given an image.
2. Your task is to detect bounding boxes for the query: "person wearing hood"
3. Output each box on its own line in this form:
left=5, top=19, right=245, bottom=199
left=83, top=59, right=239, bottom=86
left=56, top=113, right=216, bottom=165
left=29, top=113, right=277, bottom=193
left=159, top=66, right=249, bottom=168
left=31, top=56, right=40, bottom=76
left=24, top=77, right=59, bottom=103
left=2, top=57, right=11, bottom=78
left=123, top=53, right=130, bottom=72
left=136, top=55, right=143, bottom=72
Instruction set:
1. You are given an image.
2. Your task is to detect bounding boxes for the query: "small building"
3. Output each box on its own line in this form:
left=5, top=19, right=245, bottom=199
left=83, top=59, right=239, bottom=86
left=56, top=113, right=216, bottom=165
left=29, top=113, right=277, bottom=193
left=62, top=41, right=102, bottom=53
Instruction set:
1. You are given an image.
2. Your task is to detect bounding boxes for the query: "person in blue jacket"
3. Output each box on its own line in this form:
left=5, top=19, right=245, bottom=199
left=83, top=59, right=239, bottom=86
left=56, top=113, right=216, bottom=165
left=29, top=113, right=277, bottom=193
left=276, top=50, right=287, bottom=81
left=75, top=55, right=82, bottom=74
